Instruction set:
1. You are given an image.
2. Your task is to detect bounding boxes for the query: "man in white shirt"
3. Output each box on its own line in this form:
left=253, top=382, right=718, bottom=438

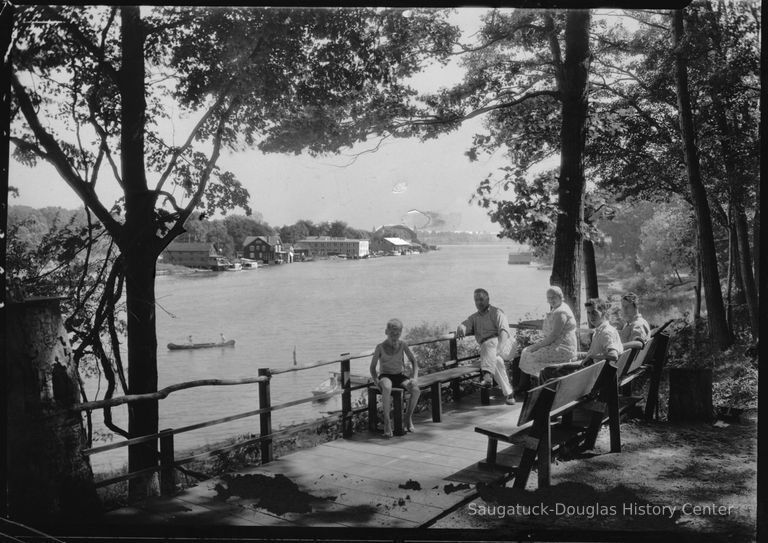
left=456, top=288, right=517, bottom=405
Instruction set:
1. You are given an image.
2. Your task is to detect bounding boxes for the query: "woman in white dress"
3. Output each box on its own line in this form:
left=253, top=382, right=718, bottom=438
left=518, top=286, right=578, bottom=386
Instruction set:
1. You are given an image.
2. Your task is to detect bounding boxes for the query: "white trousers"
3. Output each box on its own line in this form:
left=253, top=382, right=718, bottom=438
left=479, top=337, right=515, bottom=397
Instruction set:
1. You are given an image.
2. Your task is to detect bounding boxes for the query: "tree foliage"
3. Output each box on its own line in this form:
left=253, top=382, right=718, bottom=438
left=637, top=201, right=697, bottom=279
left=9, top=6, right=460, bottom=496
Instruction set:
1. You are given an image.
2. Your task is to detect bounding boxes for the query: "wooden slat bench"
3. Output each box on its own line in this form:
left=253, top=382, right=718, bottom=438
left=368, top=359, right=491, bottom=436
left=576, top=329, right=672, bottom=454
left=615, top=326, right=672, bottom=420
left=474, top=360, right=615, bottom=489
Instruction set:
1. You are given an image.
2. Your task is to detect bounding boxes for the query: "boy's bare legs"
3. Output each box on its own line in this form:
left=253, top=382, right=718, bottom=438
left=379, top=378, right=393, bottom=437
left=404, top=380, right=421, bottom=432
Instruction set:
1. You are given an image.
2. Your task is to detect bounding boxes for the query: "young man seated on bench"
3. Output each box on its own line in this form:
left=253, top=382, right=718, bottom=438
left=618, top=292, right=651, bottom=350
left=456, top=288, right=517, bottom=405
left=540, top=297, right=622, bottom=382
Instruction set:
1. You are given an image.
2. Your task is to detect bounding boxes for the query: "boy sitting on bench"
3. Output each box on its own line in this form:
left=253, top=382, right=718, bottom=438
left=370, top=318, right=421, bottom=437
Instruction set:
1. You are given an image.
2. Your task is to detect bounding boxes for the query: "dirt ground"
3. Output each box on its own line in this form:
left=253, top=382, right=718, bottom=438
left=431, top=411, right=757, bottom=541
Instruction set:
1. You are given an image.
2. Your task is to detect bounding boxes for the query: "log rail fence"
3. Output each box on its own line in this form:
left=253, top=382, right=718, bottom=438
left=73, top=333, right=482, bottom=496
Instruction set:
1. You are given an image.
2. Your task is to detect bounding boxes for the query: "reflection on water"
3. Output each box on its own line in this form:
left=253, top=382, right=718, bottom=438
left=87, top=244, right=555, bottom=472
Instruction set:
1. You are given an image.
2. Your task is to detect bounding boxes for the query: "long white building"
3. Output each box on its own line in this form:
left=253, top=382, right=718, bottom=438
left=297, top=236, right=370, bottom=258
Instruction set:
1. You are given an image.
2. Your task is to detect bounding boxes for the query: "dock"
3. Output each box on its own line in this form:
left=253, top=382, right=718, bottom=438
left=103, top=391, right=525, bottom=528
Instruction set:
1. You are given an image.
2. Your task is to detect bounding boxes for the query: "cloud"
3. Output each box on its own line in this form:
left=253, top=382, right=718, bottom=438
left=401, top=209, right=462, bottom=231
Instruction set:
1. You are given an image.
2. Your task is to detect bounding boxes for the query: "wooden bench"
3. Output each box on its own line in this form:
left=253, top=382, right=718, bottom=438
left=368, top=359, right=491, bottom=436
left=615, top=326, right=672, bottom=420
left=474, top=360, right=615, bottom=489
left=574, top=330, right=672, bottom=454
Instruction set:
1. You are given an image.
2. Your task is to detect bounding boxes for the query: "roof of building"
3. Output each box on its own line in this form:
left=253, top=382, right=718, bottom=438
left=374, top=224, right=417, bottom=239
left=383, top=237, right=412, bottom=246
left=165, top=242, right=214, bottom=252
left=243, top=235, right=282, bottom=247
left=298, top=237, right=368, bottom=243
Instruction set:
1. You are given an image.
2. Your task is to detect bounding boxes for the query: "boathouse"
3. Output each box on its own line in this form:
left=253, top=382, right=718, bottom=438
left=162, top=242, right=228, bottom=270
left=242, top=235, right=287, bottom=264
left=373, top=224, right=418, bottom=241
left=291, top=244, right=311, bottom=261
left=371, top=236, right=414, bottom=255
left=297, top=236, right=370, bottom=258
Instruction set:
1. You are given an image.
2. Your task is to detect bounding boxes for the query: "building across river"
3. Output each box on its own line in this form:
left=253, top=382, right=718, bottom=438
left=296, top=236, right=370, bottom=259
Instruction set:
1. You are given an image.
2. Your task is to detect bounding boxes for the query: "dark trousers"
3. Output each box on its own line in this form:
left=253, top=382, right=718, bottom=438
left=540, top=361, right=584, bottom=383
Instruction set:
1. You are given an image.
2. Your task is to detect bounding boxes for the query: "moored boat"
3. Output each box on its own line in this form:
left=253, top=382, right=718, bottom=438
left=168, top=339, right=236, bottom=350
left=508, top=251, right=532, bottom=265
left=311, top=372, right=371, bottom=397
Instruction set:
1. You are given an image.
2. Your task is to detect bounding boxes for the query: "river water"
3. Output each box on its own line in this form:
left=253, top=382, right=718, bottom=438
left=88, top=243, right=559, bottom=472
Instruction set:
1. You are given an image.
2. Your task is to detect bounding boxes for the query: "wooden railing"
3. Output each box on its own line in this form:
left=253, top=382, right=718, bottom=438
left=75, top=332, right=480, bottom=495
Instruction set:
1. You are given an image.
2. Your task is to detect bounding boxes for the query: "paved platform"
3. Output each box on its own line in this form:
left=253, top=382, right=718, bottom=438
left=102, top=390, right=527, bottom=528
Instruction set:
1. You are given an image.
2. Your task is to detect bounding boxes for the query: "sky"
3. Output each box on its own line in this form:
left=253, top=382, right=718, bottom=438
left=8, top=8, right=546, bottom=232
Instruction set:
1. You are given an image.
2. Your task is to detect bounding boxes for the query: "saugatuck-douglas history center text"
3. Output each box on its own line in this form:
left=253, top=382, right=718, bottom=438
left=467, top=502, right=740, bottom=520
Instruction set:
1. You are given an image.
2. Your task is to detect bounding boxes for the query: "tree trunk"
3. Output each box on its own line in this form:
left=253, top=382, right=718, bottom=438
left=123, top=251, right=160, bottom=498
left=694, top=241, right=702, bottom=321
left=583, top=238, right=599, bottom=300
left=726, top=216, right=734, bottom=329
left=734, top=205, right=759, bottom=339
left=119, top=6, right=160, bottom=499
left=706, top=45, right=758, bottom=339
left=550, top=10, right=591, bottom=325
left=731, top=226, right=747, bottom=308
left=668, top=368, right=713, bottom=423
left=753, top=205, right=759, bottom=281
left=671, top=11, right=732, bottom=349
left=7, top=298, right=101, bottom=521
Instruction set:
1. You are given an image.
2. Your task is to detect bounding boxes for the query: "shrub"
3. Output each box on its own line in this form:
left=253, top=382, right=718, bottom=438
left=621, top=273, right=662, bottom=297
left=713, top=366, right=758, bottom=410
left=404, top=321, right=477, bottom=375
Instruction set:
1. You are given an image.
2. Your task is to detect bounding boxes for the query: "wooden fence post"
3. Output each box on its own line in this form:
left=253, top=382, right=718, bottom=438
left=159, top=429, right=175, bottom=496
left=449, top=336, right=461, bottom=400
left=644, top=333, right=670, bottom=420
left=341, top=358, right=353, bottom=437
left=258, top=368, right=273, bottom=463
left=449, top=335, right=458, bottom=361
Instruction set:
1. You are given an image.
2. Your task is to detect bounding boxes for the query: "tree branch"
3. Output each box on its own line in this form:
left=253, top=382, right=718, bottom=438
left=155, top=84, right=234, bottom=194
left=40, top=6, right=121, bottom=85
left=87, top=115, right=124, bottom=189
left=9, top=135, right=48, bottom=160
left=461, top=89, right=561, bottom=121
left=543, top=14, right=564, bottom=89
left=161, top=97, right=242, bottom=249
left=11, top=73, right=122, bottom=233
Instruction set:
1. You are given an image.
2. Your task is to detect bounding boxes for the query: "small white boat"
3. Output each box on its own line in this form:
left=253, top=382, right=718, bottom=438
left=241, top=259, right=259, bottom=269
left=226, top=262, right=243, bottom=271
left=311, top=372, right=371, bottom=398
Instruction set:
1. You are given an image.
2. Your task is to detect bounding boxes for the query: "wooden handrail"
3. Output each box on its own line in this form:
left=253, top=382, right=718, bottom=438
left=70, top=376, right=269, bottom=412
left=93, top=405, right=372, bottom=490
left=81, top=382, right=372, bottom=456
left=269, top=333, right=459, bottom=376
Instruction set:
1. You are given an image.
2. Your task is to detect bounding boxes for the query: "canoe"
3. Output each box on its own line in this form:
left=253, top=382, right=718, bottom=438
left=167, top=339, right=236, bottom=351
